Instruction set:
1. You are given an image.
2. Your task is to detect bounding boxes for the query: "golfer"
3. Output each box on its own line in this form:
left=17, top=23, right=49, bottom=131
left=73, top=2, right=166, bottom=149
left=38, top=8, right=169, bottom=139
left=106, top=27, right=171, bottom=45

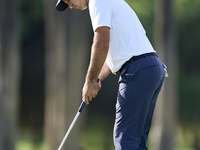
left=56, top=0, right=165, bottom=149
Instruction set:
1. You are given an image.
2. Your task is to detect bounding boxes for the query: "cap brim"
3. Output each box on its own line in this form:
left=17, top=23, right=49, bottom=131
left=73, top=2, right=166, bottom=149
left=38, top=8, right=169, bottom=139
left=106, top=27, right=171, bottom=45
left=56, top=0, right=68, bottom=11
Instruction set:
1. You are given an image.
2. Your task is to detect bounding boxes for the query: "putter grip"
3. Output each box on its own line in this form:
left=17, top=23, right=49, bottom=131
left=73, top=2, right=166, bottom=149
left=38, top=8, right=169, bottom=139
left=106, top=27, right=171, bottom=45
left=78, top=79, right=100, bottom=113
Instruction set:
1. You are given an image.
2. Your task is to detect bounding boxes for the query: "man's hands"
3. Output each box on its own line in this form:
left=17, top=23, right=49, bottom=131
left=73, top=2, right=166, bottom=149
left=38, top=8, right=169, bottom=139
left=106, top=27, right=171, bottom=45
left=82, top=79, right=101, bottom=105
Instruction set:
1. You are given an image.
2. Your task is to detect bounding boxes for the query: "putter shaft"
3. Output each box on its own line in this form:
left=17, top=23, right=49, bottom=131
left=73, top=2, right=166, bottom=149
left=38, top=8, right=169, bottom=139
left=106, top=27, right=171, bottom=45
left=58, top=111, right=81, bottom=150
left=58, top=79, right=99, bottom=150
left=58, top=101, right=85, bottom=150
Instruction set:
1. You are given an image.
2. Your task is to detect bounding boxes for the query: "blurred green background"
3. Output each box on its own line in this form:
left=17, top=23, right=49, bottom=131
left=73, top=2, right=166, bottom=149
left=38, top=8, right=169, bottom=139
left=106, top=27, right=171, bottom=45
left=0, top=0, right=200, bottom=150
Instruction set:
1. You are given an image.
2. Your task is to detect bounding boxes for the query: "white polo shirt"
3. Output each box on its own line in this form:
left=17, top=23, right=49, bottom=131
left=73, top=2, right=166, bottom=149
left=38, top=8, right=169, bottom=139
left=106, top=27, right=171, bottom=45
left=88, top=0, right=156, bottom=74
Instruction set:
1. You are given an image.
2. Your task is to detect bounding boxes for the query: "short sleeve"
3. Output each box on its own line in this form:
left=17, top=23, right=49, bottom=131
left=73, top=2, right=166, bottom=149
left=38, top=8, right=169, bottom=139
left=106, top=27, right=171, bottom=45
left=89, top=0, right=112, bottom=31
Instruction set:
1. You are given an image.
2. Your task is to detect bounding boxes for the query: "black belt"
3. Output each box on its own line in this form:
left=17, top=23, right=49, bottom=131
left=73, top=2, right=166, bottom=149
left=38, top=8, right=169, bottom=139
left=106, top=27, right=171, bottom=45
left=116, top=52, right=157, bottom=75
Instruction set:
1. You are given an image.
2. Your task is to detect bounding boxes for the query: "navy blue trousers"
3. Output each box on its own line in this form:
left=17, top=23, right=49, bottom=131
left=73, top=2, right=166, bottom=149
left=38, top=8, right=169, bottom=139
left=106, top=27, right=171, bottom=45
left=113, top=54, right=164, bottom=150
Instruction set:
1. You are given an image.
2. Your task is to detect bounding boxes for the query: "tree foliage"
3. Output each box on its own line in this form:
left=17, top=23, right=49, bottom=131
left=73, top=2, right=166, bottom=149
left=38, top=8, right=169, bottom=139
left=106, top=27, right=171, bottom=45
left=175, top=0, right=200, bottom=123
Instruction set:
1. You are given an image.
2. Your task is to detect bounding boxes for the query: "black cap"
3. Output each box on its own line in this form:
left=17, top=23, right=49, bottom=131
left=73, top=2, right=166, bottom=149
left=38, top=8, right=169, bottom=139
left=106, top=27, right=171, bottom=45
left=56, top=0, right=68, bottom=11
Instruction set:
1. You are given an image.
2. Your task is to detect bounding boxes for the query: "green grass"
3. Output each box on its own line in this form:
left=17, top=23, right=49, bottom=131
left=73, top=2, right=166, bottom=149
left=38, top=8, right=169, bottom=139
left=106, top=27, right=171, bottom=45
left=16, top=119, right=199, bottom=150
left=16, top=139, right=196, bottom=150
left=16, top=140, right=48, bottom=150
left=16, top=138, right=196, bottom=150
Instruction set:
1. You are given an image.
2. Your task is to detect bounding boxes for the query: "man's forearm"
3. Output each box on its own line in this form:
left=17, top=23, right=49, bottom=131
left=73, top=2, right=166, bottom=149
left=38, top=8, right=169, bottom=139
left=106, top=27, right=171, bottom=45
left=85, top=42, right=108, bottom=83
left=82, top=27, right=110, bottom=104
left=85, top=27, right=110, bottom=83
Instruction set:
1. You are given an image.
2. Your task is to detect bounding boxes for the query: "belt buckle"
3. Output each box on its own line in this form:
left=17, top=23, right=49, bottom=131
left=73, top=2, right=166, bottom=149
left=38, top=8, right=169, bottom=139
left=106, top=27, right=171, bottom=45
left=116, top=71, right=120, bottom=75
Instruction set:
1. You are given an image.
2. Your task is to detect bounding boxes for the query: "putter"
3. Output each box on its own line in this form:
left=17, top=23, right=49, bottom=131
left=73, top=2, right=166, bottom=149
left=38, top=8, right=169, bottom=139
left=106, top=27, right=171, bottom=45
left=58, top=79, right=99, bottom=150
